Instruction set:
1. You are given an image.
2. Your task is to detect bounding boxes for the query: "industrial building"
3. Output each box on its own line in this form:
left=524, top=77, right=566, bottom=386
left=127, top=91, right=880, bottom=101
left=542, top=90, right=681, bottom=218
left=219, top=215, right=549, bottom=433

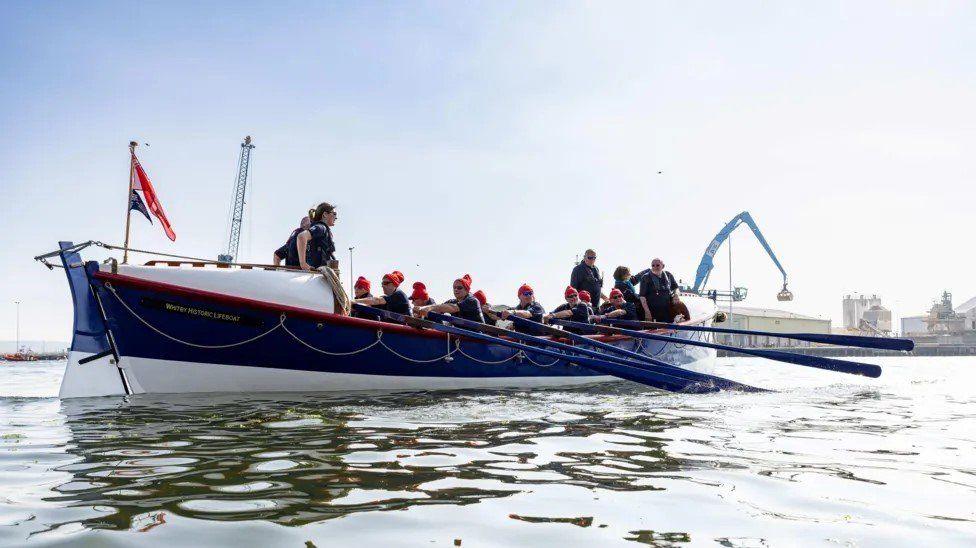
left=842, top=294, right=892, bottom=335
left=713, top=306, right=831, bottom=348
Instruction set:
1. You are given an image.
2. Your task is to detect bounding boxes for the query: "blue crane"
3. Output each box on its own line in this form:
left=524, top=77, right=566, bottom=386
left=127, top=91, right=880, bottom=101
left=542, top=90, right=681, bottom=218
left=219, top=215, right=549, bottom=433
left=218, top=136, right=255, bottom=263
left=691, top=211, right=793, bottom=302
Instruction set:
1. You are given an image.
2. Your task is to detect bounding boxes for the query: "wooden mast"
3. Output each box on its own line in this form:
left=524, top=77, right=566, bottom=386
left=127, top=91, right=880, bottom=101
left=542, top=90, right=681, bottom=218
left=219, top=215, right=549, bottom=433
left=123, top=141, right=137, bottom=264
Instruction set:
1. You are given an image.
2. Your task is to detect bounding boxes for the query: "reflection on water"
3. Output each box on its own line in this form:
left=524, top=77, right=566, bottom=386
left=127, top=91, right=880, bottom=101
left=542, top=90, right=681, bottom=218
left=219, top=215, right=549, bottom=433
left=2, top=359, right=976, bottom=546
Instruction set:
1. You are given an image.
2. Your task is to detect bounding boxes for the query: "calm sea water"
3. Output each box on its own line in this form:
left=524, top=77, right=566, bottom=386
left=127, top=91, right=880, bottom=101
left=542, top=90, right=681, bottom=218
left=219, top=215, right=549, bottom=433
left=1, top=358, right=974, bottom=547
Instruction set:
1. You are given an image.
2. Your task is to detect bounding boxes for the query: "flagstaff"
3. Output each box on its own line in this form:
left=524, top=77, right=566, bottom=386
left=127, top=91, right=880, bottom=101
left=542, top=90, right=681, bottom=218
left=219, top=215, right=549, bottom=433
left=123, top=141, right=137, bottom=264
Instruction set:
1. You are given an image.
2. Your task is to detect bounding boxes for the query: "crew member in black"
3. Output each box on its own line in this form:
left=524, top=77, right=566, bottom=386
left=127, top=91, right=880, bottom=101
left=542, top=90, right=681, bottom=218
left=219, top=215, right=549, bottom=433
left=273, top=216, right=310, bottom=267
left=545, top=286, right=593, bottom=334
left=639, top=258, right=679, bottom=322
left=474, top=290, right=499, bottom=325
left=500, top=283, right=546, bottom=335
left=594, top=288, right=638, bottom=322
left=297, top=202, right=338, bottom=271
left=570, top=249, right=608, bottom=311
left=415, top=274, right=484, bottom=323
left=409, top=282, right=436, bottom=308
left=350, top=276, right=378, bottom=320
left=354, top=271, right=410, bottom=318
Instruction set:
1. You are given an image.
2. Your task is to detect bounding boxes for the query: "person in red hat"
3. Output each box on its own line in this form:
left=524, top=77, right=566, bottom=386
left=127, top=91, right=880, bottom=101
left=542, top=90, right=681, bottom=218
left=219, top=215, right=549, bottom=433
left=472, top=290, right=501, bottom=325
left=500, top=283, right=546, bottom=335
left=544, top=286, right=593, bottom=334
left=578, top=290, right=596, bottom=317
left=415, top=274, right=484, bottom=323
left=594, top=288, right=638, bottom=322
left=354, top=270, right=410, bottom=317
left=350, top=276, right=376, bottom=319
left=409, top=281, right=436, bottom=308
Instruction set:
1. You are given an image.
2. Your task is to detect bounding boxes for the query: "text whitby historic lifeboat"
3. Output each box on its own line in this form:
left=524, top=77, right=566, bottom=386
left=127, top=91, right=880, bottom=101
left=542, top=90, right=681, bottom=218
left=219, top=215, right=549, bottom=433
left=48, top=242, right=717, bottom=398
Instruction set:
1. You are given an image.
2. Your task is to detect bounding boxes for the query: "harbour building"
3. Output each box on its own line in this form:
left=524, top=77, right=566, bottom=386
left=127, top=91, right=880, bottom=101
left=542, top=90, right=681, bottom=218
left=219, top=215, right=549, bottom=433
left=713, top=307, right=831, bottom=348
left=842, top=294, right=892, bottom=335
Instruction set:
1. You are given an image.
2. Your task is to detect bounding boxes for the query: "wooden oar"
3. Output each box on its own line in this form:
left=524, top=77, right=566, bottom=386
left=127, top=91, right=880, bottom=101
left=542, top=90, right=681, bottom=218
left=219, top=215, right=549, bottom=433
left=352, top=304, right=715, bottom=393
left=428, top=312, right=764, bottom=392
left=554, top=319, right=883, bottom=378
left=603, top=318, right=914, bottom=352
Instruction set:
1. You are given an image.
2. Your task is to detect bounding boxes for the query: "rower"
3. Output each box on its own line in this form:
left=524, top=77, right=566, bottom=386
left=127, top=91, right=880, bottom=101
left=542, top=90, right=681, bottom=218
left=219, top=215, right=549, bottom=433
left=500, top=283, right=545, bottom=335
left=354, top=271, right=410, bottom=316
left=639, top=258, right=679, bottom=322
left=544, top=286, right=592, bottom=334
left=415, top=274, right=484, bottom=323
left=594, top=288, right=638, bottom=322
left=578, top=290, right=595, bottom=316
left=297, top=202, right=338, bottom=271
left=409, top=282, right=436, bottom=308
left=273, top=216, right=310, bottom=267
left=350, top=277, right=376, bottom=319
left=474, top=290, right=499, bottom=325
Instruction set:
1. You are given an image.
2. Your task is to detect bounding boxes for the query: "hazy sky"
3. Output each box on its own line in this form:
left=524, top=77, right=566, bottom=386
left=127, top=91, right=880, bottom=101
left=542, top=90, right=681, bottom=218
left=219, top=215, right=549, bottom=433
left=1, top=1, right=973, bottom=342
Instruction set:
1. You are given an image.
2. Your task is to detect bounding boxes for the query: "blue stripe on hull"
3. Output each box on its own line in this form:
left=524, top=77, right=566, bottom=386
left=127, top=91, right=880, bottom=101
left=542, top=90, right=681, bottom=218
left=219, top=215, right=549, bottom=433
left=92, top=275, right=710, bottom=382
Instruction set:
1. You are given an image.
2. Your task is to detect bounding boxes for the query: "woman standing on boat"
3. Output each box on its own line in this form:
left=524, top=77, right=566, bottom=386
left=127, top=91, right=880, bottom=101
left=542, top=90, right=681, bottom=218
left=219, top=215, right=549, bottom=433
left=354, top=271, right=410, bottom=316
left=612, top=265, right=648, bottom=320
left=415, top=274, right=484, bottom=323
left=639, top=258, right=679, bottom=322
left=297, top=202, right=338, bottom=271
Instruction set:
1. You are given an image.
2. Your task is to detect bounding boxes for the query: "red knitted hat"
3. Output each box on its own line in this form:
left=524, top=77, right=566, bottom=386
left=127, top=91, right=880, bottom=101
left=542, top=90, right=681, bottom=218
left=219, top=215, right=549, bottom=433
left=383, top=270, right=404, bottom=287
left=354, top=276, right=371, bottom=291
left=579, top=290, right=592, bottom=303
left=473, top=290, right=488, bottom=306
left=564, top=286, right=578, bottom=298
left=410, top=282, right=428, bottom=301
left=517, top=283, right=533, bottom=296
left=455, top=274, right=472, bottom=291
left=609, top=288, right=623, bottom=299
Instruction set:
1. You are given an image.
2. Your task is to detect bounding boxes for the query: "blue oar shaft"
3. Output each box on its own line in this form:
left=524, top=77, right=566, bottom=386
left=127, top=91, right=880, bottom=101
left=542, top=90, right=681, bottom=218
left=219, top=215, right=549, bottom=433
left=500, top=315, right=762, bottom=392
left=352, top=305, right=707, bottom=393
left=430, top=312, right=763, bottom=392
left=605, top=318, right=913, bottom=352
left=556, top=319, right=882, bottom=378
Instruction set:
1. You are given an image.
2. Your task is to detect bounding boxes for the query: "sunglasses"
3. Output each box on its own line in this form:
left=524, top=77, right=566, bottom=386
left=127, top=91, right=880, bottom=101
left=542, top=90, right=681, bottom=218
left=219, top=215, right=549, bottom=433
left=652, top=264, right=663, bottom=268
left=381, top=280, right=394, bottom=286
left=520, top=291, right=533, bottom=296
left=453, top=285, right=466, bottom=291
left=566, top=295, right=578, bottom=300
left=585, top=256, right=596, bottom=260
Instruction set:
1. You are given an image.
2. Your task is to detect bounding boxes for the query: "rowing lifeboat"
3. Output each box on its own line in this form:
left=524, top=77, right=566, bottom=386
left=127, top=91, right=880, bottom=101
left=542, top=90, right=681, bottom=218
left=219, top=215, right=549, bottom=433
left=54, top=242, right=717, bottom=398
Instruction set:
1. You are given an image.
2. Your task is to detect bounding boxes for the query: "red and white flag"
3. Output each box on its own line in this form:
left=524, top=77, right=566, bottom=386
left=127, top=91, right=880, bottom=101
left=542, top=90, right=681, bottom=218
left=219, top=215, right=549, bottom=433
left=131, top=152, right=176, bottom=241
